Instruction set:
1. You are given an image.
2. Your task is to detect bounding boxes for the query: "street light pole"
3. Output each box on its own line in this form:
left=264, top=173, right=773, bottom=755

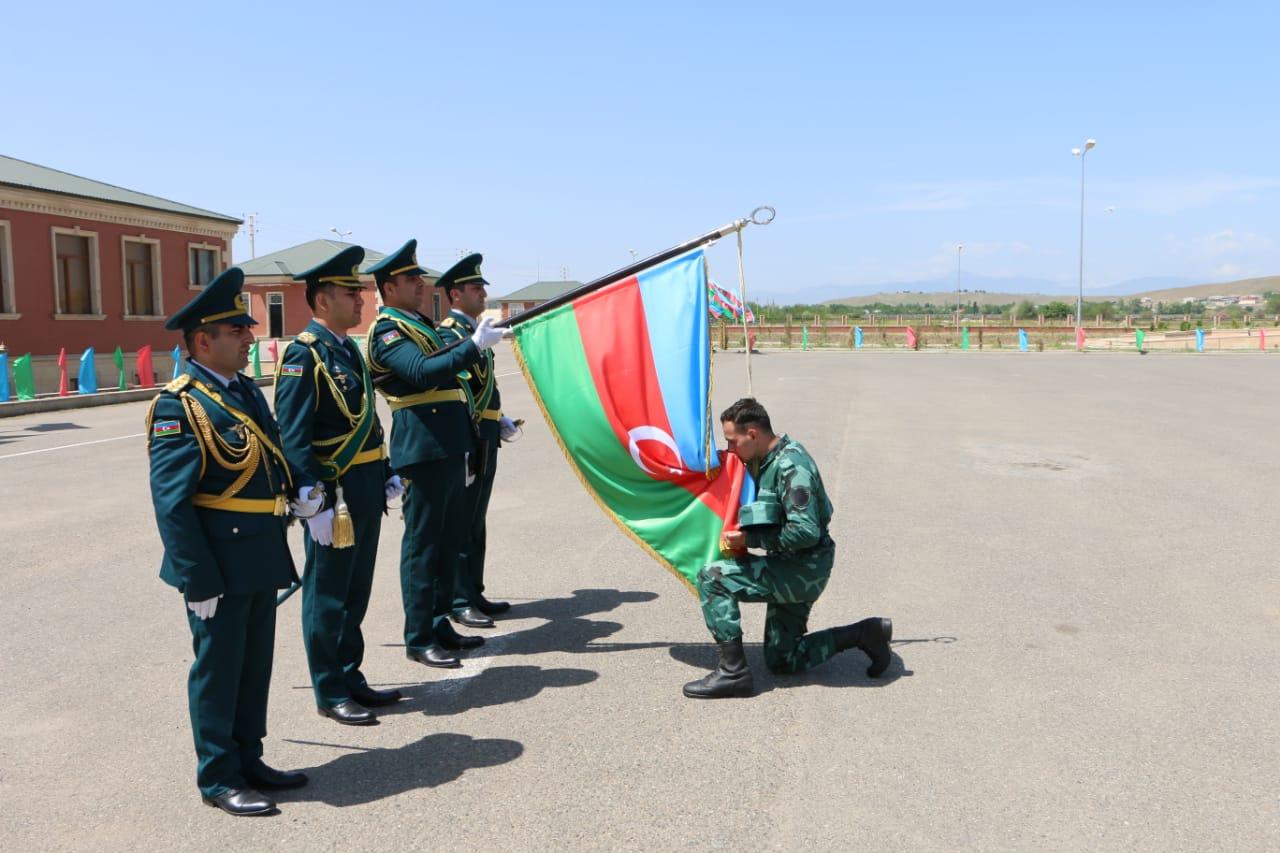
left=956, top=243, right=964, bottom=323
left=1071, top=138, right=1096, bottom=328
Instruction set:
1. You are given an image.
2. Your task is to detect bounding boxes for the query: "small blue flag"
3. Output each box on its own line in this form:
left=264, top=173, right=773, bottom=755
left=77, top=348, right=98, bottom=394
left=0, top=352, right=9, bottom=402
left=1195, top=328, right=1205, bottom=352
left=854, top=326, right=863, bottom=348
left=1018, top=329, right=1029, bottom=351
left=171, top=345, right=183, bottom=380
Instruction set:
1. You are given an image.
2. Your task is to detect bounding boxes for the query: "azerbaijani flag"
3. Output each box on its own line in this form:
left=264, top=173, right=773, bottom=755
left=513, top=250, right=754, bottom=591
left=707, top=280, right=754, bottom=323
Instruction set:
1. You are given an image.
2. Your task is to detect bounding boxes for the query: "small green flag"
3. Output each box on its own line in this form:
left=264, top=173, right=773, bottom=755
left=113, top=346, right=126, bottom=390
left=1135, top=329, right=1146, bottom=350
left=14, top=353, right=35, bottom=400
left=801, top=326, right=810, bottom=350
left=249, top=341, right=262, bottom=378
left=961, top=327, right=970, bottom=350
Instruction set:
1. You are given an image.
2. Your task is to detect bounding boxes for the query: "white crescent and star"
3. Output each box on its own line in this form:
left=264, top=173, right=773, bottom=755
left=627, top=426, right=685, bottom=477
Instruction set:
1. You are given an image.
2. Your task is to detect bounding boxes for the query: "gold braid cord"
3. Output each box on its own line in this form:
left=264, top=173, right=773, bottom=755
left=182, top=394, right=263, bottom=500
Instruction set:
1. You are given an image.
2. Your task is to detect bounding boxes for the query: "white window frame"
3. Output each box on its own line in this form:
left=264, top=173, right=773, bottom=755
left=121, top=235, right=164, bottom=319
left=187, top=241, right=223, bottom=290
left=50, top=226, right=104, bottom=319
left=266, top=291, right=284, bottom=338
left=0, top=220, right=16, bottom=319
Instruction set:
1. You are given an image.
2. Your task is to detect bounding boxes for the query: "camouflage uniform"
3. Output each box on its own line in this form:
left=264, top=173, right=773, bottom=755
left=697, top=435, right=840, bottom=674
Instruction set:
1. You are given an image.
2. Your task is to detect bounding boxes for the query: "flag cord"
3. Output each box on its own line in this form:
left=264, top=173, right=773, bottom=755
left=735, top=228, right=753, bottom=396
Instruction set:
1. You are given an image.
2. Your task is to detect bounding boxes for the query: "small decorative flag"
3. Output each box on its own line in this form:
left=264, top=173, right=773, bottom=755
left=14, top=353, right=35, bottom=400
left=961, top=327, right=970, bottom=350
left=249, top=341, right=262, bottom=378
left=152, top=419, right=181, bottom=438
left=1195, top=328, right=1205, bottom=352
left=1075, top=327, right=1086, bottom=351
left=58, top=348, right=69, bottom=396
left=266, top=339, right=278, bottom=361
left=906, top=326, right=918, bottom=350
left=801, top=327, right=810, bottom=350
left=1260, top=328, right=1267, bottom=350
left=854, top=326, right=863, bottom=348
left=0, top=351, right=9, bottom=402
left=136, top=345, right=155, bottom=387
left=114, top=346, right=126, bottom=390
left=1135, top=329, right=1145, bottom=350
left=171, top=346, right=183, bottom=380
left=1018, top=329, right=1029, bottom=351
left=77, top=348, right=98, bottom=394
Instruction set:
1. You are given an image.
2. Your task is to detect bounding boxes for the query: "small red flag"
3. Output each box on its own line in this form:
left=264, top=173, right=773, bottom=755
left=58, top=347, right=69, bottom=396
left=906, top=326, right=918, bottom=349
left=136, top=345, right=155, bottom=387
left=1076, top=327, right=1086, bottom=351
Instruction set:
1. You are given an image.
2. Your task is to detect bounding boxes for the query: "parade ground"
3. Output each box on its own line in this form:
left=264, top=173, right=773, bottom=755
left=1, top=346, right=1276, bottom=851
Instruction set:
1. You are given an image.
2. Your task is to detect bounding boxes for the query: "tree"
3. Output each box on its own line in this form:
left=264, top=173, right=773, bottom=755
left=1011, top=299, right=1036, bottom=320
left=1043, top=300, right=1073, bottom=319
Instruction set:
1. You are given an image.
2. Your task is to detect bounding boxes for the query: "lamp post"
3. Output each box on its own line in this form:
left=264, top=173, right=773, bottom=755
left=956, top=243, right=964, bottom=322
left=1071, top=138, right=1096, bottom=328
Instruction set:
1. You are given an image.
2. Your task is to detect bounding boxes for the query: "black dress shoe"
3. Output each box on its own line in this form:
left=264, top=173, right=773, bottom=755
left=317, top=699, right=376, bottom=726
left=202, top=788, right=276, bottom=816
left=244, top=764, right=308, bottom=790
left=407, top=644, right=461, bottom=669
left=438, top=631, right=484, bottom=650
left=351, top=685, right=403, bottom=707
left=450, top=607, right=495, bottom=628
left=476, top=597, right=511, bottom=615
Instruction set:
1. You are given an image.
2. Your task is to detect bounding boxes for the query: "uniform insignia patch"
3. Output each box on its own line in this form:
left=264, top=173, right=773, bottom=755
left=380, top=330, right=403, bottom=345
left=788, top=485, right=812, bottom=511
left=297, top=331, right=317, bottom=344
left=281, top=364, right=305, bottom=377
left=152, top=419, right=181, bottom=437
left=165, top=374, right=191, bottom=393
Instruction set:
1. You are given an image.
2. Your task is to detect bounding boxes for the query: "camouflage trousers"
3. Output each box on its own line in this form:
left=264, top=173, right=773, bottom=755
left=697, top=549, right=837, bottom=674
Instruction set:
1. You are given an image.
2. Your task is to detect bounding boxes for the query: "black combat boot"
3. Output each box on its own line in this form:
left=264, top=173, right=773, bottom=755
left=833, top=617, right=893, bottom=678
left=682, top=638, right=754, bottom=699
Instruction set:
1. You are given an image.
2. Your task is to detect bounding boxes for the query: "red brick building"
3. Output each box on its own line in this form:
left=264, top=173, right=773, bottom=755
left=0, top=154, right=240, bottom=357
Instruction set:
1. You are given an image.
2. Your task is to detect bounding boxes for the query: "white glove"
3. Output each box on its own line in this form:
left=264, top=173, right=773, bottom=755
left=187, top=595, right=222, bottom=621
left=470, top=317, right=504, bottom=350
left=307, top=508, right=335, bottom=546
left=290, top=484, right=324, bottom=519
left=385, top=475, right=405, bottom=500
left=464, top=453, right=476, bottom=487
left=499, top=416, right=519, bottom=441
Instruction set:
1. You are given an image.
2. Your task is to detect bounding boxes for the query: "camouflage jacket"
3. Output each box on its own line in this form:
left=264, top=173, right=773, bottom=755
left=744, top=435, right=834, bottom=556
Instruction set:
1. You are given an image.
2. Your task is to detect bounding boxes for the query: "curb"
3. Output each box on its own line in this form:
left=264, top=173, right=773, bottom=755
left=0, top=376, right=277, bottom=418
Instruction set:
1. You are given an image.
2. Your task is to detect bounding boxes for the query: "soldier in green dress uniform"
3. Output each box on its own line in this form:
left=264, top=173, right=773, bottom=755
left=365, top=241, right=505, bottom=668
left=683, top=398, right=895, bottom=699
left=434, top=253, right=520, bottom=627
left=274, top=245, right=403, bottom=726
left=146, top=267, right=306, bottom=815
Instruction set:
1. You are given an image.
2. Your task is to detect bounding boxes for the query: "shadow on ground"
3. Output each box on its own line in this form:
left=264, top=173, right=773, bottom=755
left=279, top=733, right=523, bottom=806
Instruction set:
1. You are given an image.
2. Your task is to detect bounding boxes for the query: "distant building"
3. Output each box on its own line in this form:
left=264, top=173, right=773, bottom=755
left=495, top=279, right=582, bottom=321
left=237, top=240, right=443, bottom=338
left=0, top=154, right=240, bottom=356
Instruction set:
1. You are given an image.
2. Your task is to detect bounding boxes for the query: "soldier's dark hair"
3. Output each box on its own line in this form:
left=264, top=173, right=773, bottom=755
left=182, top=323, right=223, bottom=355
left=306, top=282, right=337, bottom=310
left=720, top=397, right=773, bottom=434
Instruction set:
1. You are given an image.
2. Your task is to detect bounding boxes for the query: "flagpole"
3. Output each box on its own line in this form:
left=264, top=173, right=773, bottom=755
left=498, top=207, right=775, bottom=329
left=735, top=228, right=753, bottom=396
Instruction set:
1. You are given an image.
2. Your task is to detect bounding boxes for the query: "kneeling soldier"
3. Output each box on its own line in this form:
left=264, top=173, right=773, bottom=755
left=275, top=245, right=402, bottom=726
left=146, top=268, right=305, bottom=815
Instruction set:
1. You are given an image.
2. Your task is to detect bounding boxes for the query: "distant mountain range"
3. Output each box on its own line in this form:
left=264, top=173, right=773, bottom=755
left=747, top=272, right=1277, bottom=306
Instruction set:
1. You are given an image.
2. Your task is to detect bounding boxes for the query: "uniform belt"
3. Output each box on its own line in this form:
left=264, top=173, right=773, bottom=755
left=387, top=388, right=467, bottom=412
left=192, top=494, right=288, bottom=515
left=480, top=409, right=503, bottom=421
left=348, top=446, right=387, bottom=467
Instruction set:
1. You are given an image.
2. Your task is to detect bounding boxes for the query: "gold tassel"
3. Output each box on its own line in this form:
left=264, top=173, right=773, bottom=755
left=331, top=484, right=355, bottom=549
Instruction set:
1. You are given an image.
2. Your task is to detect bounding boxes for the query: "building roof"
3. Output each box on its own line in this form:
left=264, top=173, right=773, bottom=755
left=238, top=239, right=442, bottom=279
left=498, top=280, right=584, bottom=302
left=0, top=154, right=241, bottom=223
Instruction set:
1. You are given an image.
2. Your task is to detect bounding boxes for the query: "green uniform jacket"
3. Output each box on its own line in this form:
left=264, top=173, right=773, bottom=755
left=743, top=435, right=835, bottom=556
left=367, top=308, right=480, bottom=467
left=437, top=309, right=503, bottom=444
left=147, top=361, right=297, bottom=601
left=274, top=321, right=389, bottom=517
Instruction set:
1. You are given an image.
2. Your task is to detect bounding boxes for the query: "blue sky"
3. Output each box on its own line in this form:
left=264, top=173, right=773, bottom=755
left=6, top=1, right=1279, bottom=298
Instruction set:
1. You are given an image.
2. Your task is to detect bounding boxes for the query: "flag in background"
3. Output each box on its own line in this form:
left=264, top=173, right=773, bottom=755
left=512, top=250, right=754, bottom=590
left=171, top=346, right=183, bottom=380
left=113, top=346, right=126, bottom=390
left=0, top=351, right=10, bottom=402
left=14, top=353, right=35, bottom=400
left=77, top=348, right=97, bottom=394
left=706, top=280, right=754, bottom=323
left=57, top=348, right=69, bottom=396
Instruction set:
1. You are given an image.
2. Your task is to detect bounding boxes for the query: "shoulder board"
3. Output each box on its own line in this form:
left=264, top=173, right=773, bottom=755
left=165, top=373, right=191, bottom=393
left=296, top=331, right=318, bottom=344
left=439, top=317, right=458, bottom=329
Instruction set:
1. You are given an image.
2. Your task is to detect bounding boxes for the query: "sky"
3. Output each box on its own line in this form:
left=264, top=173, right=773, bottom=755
left=5, top=1, right=1280, bottom=299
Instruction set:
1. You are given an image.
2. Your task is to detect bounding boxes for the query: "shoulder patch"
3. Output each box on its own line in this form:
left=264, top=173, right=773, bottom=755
left=281, top=363, right=305, bottom=377
left=380, top=329, right=403, bottom=345
left=787, top=485, right=812, bottom=511
left=439, top=317, right=457, bottom=329
left=296, top=331, right=318, bottom=344
left=165, top=373, right=191, bottom=393
left=152, top=419, right=181, bottom=438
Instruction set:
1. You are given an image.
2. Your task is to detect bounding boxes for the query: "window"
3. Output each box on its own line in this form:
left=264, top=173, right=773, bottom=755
left=189, top=244, right=219, bottom=288
left=53, top=230, right=100, bottom=315
left=0, top=221, right=13, bottom=315
left=431, top=292, right=442, bottom=322
left=123, top=238, right=162, bottom=316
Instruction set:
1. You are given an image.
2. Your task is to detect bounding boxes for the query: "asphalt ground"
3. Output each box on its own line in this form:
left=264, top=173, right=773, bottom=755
left=1, top=346, right=1277, bottom=850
